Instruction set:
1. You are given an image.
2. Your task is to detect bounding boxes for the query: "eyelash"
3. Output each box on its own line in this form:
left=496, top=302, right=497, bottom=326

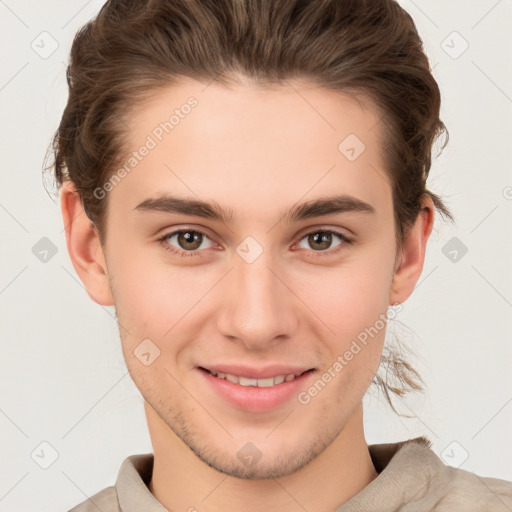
left=157, top=227, right=354, bottom=259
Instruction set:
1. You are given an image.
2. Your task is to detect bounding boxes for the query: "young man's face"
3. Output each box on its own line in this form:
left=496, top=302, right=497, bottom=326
left=64, top=78, right=431, bottom=479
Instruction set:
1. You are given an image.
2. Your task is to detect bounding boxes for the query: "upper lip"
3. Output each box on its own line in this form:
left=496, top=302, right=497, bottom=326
left=199, top=364, right=315, bottom=379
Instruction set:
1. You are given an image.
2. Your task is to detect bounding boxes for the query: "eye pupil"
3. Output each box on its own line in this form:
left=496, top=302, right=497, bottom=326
left=309, top=232, right=332, bottom=251
left=179, top=231, right=202, bottom=250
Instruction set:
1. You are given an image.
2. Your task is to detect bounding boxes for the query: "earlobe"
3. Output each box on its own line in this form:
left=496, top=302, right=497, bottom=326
left=60, top=181, right=114, bottom=306
left=389, top=196, right=435, bottom=305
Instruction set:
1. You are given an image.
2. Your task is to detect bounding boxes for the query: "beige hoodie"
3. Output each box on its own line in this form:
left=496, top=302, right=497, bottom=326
left=68, top=436, right=512, bottom=511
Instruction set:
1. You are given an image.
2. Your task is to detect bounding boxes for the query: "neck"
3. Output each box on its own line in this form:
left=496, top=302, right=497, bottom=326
left=146, top=401, right=378, bottom=512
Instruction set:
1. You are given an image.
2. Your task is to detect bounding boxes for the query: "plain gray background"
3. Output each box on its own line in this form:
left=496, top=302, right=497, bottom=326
left=1, top=1, right=511, bottom=511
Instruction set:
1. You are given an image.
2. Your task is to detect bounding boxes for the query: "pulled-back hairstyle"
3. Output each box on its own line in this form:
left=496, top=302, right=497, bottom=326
left=44, top=0, right=454, bottom=415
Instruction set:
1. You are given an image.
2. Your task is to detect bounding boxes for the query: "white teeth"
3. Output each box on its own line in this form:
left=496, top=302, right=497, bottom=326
left=239, top=376, right=258, bottom=386
left=273, top=375, right=285, bottom=385
left=257, top=377, right=275, bottom=388
left=208, top=369, right=306, bottom=387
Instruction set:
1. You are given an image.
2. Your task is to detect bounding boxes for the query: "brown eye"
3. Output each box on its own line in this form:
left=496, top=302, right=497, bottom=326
left=158, top=228, right=215, bottom=258
left=296, top=230, right=353, bottom=255
left=176, top=230, right=203, bottom=250
left=307, top=232, right=335, bottom=251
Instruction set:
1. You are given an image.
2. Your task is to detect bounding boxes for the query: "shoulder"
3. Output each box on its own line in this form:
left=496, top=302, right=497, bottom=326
left=399, top=437, right=512, bottom=511
left=68, top=485, right=120, bottom=512
left=429, top=464, right=512, bottom=511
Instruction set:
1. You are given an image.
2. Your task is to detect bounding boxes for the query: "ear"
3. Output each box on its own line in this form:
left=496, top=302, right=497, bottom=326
left=389, top=195, right=435, bottom=305
left=60, top=181, right=114, bottom=306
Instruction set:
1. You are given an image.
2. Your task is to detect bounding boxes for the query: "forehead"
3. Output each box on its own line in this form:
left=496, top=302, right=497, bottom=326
left=109, top=78, right=392, bottom=224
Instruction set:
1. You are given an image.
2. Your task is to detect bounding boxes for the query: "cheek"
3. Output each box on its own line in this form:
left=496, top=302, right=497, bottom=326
left=109, top=247, right=213, bottom=341
left=301, top=251, right=394, bottom=335
left=296, top=251, right=393, bottom=388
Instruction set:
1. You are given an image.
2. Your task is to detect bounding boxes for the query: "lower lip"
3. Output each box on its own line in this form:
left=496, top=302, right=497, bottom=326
left=197, top=368, right=316, bottom=413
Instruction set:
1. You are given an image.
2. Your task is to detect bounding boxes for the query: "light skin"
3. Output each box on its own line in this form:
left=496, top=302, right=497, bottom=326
left=60, top=78, right=434, bottom=512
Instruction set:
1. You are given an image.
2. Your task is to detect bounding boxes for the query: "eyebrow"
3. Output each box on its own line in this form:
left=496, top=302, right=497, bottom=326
left=134, top=194, right=376, bottom=224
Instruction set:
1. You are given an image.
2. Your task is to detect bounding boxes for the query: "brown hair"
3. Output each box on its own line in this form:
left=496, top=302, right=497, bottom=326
left=44, top=0, right=454, bottom=415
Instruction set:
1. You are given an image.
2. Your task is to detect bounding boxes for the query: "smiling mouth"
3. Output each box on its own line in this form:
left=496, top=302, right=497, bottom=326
left=198, top=367, right=314, bottom=387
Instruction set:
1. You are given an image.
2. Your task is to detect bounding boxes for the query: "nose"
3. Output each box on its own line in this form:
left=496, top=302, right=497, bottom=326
left=216, top=250, right=299, bottom=351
